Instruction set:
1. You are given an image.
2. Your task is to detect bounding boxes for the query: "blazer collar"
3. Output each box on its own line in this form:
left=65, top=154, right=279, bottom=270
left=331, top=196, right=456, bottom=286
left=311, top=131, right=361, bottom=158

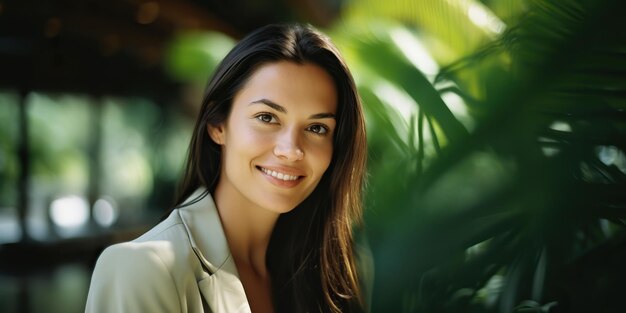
left=178, top=187, right=237, bottom=275
left=178, top=187, right=252, bottom=312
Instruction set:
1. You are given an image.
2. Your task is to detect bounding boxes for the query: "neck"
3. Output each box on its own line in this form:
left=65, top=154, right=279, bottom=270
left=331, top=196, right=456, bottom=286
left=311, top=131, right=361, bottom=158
left=213, top=184, right=280, bottom=277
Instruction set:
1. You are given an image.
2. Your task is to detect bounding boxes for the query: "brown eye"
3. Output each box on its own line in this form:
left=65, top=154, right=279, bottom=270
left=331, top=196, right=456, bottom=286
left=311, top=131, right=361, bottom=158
left=256, top=113, right=276, bottom=124
left=308, top=124, right=328, bottom=135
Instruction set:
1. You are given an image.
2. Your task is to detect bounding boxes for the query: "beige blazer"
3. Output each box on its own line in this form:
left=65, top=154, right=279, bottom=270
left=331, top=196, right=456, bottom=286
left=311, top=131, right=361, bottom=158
left=85, top=188, right=251, bottom=313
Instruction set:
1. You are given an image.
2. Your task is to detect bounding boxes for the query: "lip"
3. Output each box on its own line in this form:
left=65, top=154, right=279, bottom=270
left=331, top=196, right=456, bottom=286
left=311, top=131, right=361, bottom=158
left=257, top=165, right=306, bottom=176
left=256, top=165, right=306, bottom=188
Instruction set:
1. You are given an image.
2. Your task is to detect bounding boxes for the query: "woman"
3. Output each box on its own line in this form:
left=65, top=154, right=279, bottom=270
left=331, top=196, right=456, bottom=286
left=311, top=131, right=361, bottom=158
left=86, top=23, right=367, bottom=313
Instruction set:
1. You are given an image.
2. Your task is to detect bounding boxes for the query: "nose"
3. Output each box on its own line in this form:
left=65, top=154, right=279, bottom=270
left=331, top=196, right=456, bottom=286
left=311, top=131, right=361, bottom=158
left=273, top=128, right=304, bottom=161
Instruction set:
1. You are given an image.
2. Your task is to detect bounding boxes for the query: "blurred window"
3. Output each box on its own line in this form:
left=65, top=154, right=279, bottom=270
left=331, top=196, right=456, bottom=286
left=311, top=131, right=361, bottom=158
left=0, top=90, right=193, bottom=243
left=0, top=90, right=20, bottom=243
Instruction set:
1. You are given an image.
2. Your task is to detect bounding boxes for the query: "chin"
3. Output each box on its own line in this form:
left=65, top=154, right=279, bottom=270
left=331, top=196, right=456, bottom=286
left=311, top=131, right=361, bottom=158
left=257, top=194, right=306, bottom=214
left=266, top=202, right=300, bottom=214
left=257, top=189, right=314, bottom=213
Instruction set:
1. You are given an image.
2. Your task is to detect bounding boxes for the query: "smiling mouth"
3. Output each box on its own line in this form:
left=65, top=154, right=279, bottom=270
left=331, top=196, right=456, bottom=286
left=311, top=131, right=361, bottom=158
left=256, top=166, right=302, bottom=181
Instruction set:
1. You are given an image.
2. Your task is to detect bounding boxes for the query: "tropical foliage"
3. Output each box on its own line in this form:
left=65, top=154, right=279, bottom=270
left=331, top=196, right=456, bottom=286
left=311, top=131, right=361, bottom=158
left=333, top=0, right=626, bottom=312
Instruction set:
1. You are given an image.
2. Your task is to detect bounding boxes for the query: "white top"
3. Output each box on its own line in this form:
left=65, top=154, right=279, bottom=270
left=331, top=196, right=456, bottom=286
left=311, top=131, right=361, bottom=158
left=85, top=188, right=251, bottom=313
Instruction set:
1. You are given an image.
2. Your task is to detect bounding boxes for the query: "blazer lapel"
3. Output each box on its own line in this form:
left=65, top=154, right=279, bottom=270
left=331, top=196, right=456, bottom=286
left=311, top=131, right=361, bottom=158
left=178, top=188, right=251, bottom=313
left=198, top=262, right=252, bottom=312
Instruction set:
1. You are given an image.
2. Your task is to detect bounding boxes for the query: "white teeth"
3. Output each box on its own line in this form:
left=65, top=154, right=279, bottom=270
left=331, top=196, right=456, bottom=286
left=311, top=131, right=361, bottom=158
left=260, top=167, right=299, bottom=181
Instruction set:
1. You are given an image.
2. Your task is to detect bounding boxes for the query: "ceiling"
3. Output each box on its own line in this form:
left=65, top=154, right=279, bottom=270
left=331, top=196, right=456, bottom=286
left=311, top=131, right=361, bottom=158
left=0, top=0, right=342, bottom=99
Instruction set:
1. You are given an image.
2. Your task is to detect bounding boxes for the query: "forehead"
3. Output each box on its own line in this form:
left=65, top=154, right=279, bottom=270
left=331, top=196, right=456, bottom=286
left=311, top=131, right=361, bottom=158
left=233, top=61, right=338, bottom=114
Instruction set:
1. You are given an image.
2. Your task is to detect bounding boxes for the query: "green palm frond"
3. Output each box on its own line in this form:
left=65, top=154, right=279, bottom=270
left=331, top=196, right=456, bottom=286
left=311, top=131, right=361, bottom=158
left=339, top=0, right=626, bottom=312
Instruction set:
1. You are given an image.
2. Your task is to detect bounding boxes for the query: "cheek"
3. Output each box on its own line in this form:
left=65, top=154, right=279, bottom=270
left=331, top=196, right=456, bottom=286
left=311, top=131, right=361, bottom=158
left=222, top=130, right=275, bottom=175
left=309, top=141, right=334, bottom=174
left=225, top=122, right=272, bottom=152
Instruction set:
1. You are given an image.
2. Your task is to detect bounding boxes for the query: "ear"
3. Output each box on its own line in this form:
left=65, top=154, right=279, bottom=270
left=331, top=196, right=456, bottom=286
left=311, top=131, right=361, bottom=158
left=207, top=123, right=225, bottom=145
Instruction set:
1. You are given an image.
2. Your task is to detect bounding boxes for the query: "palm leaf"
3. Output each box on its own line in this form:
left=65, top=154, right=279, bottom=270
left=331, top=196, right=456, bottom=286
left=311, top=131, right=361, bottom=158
left=346, top=0, right=626, bottom=312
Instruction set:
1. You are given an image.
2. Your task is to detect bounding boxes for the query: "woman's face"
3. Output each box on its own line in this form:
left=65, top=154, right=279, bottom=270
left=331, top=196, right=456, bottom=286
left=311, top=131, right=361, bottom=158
left=209, top=61, right=337, bottom=214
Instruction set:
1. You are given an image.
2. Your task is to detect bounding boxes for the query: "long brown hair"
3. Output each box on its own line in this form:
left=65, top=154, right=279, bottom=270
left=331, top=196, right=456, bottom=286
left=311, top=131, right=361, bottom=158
left=174, top=23, right=366, bottom=312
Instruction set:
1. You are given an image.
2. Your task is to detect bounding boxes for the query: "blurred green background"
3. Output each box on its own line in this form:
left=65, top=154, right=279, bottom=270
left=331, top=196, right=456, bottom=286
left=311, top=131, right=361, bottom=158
left=1, top=0, right=625, bottom=312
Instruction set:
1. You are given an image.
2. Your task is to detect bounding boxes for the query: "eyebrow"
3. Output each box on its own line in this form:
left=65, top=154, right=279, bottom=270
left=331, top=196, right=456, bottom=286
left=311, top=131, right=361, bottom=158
left=250, top=98, right=336, bottom=119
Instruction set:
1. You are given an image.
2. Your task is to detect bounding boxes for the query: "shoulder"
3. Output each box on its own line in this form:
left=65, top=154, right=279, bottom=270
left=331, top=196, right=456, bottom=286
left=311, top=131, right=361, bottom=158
left=95, top=240, right=174, bottom=277
left=93, top=210, right=193, bottom=278
left=86, top=241, right=183, bottom=312
left=86, top=211, right=194, bottom=312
